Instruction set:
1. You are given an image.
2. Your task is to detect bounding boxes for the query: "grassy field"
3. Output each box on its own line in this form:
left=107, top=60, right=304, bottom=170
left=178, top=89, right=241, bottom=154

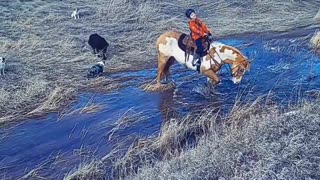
left=127, top=97, right=320, bottom=180
left=1, top=0, right=319, bottom=124
left=64, top=94, right=320, bottom=180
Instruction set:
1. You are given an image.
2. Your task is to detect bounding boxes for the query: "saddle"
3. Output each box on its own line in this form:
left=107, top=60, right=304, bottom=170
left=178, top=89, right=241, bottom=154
left=178, top=33, right=210, bottom=56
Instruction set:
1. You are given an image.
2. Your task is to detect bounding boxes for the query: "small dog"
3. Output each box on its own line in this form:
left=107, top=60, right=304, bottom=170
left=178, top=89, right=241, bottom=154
left=0, top=57, right=6, bottom=76
left=87, top=61, right=105, bottom=79
left=71, top=8, right=80, bottom=19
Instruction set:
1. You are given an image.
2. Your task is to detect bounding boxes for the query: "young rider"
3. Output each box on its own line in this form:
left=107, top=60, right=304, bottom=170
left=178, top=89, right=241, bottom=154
left=185, top=9, right=213, bottom=68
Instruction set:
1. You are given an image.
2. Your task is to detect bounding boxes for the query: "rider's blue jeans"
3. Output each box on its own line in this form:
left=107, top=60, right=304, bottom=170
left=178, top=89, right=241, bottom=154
left=195, top=38, right=204, bottom=56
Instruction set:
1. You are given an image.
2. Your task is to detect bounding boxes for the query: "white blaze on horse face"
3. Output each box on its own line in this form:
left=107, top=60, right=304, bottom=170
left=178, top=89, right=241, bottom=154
left=158, top=37, right=197, bottom=71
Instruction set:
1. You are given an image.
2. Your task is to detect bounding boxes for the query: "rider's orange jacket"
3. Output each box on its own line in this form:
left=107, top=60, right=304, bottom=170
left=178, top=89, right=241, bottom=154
left=189, top=18, right=211, bottom=41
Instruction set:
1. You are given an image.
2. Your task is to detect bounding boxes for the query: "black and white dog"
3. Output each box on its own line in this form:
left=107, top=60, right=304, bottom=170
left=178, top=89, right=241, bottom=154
left=0, top=57, right=6, bottom=76
left=87, top=61, right=105, bottom=79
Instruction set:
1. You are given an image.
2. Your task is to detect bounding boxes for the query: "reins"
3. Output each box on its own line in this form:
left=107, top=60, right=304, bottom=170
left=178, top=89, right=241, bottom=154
left=206, top=39, right=234, bottom=77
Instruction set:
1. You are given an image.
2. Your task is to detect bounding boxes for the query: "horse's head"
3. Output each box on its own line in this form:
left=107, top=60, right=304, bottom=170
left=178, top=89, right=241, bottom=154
left=209, top=43, right=251, bottom=84
left=231, top=57, right=251, bottom=84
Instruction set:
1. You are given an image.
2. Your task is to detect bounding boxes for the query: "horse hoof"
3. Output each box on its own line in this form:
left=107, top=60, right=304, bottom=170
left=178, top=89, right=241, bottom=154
left=160, top=79, right=169, bottom=84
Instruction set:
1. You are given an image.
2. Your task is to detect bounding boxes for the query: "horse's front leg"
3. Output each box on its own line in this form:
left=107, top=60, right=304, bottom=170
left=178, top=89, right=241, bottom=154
left=202, top=69, right=221, bottom=85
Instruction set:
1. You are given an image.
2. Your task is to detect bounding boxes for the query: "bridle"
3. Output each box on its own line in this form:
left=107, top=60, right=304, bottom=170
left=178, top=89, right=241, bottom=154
left=231, top=61, right=246, bottom=77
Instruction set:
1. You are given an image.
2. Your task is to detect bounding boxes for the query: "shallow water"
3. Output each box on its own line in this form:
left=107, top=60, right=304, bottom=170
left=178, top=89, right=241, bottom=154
left=1, top=27, right=320, bottom=179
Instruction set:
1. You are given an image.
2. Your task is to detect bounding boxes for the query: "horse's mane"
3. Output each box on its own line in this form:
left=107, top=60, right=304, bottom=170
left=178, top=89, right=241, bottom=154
left=224, top=45, right=247, bottom=59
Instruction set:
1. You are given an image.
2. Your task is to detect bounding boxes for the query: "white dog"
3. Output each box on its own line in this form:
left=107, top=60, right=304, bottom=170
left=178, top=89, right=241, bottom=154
left=71, top=8, right=80, bottom=19
left=0, top=57, right=6, bottom=76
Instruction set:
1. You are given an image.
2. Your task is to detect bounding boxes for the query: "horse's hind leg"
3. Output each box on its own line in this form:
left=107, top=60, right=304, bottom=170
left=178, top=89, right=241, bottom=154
left=157, top=53, right=169, bottom=85
left=157, top=52, right=169, bottom=85
left=163, top=57, right=175, bottom=83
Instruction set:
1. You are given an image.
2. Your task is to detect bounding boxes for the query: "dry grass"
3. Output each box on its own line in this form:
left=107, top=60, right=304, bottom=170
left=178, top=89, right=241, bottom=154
left=27, top=87, right=76, bottom=116
left=106, top=109, right=153, bottom=141
left=80, top=77, right=121, bottom=93
left=109, top=111, right=219, bottom=179
left=310, top=30, right=320, bottom=49
left=0, top=86, right=76, bottom=125
left=140, top=79, right=176, bottom=92
left=63, top=106, right=221, bottom=179
left=64, top=160, right=105, bottom=180
left=57, top=94, right=104, bottom=119
left=78, top=104, right=103, bottom=114
left=126, top=97, right=320, bottom=180
left=313, top=8, right=320, bottom=21
left=63, top=108, right=162, bottom=180
left=63, top=94, right=320, bottom=180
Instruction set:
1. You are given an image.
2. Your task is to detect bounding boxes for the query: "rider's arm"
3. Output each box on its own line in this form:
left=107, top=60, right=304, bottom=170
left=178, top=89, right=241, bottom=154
left=189, top=21, right=203, bottom=36
left=202, top=22, right=211, bottom=35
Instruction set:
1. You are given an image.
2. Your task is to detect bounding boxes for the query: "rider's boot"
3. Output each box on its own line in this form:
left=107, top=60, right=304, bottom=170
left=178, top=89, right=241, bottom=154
left=192, top=53, right=200, bottom=66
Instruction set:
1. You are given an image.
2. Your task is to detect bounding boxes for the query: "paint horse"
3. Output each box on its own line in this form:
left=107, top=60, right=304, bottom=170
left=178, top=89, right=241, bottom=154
left=156, top=31, right=251, bottom=85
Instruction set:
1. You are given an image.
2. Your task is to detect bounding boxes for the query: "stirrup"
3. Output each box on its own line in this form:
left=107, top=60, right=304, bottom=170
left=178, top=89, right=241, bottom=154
left=192, top=58, right=200, bottom=66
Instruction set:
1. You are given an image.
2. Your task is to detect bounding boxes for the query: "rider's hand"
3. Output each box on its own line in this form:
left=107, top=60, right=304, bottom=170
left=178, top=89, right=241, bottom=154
left=207, top=34, right=214, bottom=42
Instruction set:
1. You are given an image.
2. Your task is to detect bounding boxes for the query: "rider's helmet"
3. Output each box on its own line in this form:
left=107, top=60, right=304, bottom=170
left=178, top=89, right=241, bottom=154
left=185, top=9, right=195, bottom=18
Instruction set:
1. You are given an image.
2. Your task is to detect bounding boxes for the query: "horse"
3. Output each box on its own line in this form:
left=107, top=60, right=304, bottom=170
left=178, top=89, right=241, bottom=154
left=156, top=31, right=251, bottom=86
